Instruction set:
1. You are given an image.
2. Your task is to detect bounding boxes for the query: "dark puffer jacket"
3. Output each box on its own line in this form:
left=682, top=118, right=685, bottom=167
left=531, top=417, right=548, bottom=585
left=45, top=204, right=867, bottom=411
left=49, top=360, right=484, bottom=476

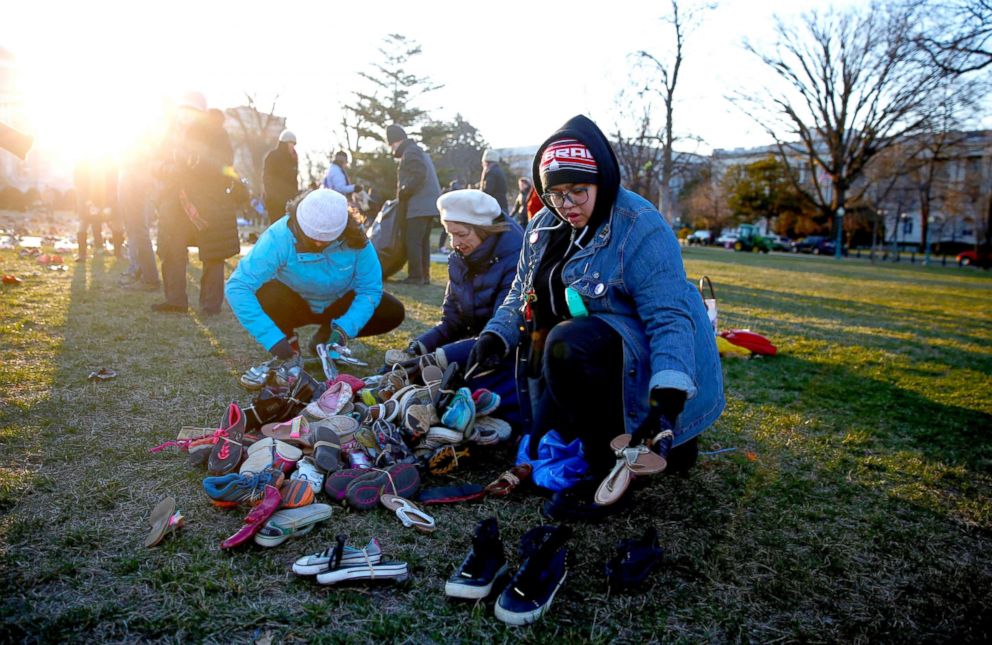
left=415, top=216, right=523, bottom=351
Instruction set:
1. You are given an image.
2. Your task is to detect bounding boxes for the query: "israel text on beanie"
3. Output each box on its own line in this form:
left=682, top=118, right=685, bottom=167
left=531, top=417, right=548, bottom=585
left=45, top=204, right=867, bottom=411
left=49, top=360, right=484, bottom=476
left=437, top=189, right=501, bottom=228
left=386, top=124, right=407, bottom=145
left=539, top=138, right=598, bottom=188
left=296, top=189, right=348, bottom=242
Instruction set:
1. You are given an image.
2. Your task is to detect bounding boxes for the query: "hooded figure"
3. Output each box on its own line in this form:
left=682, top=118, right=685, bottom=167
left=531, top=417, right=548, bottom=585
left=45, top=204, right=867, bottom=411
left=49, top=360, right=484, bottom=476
left=467, top=115, right=725, bottom=520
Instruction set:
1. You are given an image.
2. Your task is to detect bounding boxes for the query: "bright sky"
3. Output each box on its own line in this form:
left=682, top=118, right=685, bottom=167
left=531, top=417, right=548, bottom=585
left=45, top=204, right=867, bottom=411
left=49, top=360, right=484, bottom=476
left=3, top=0, right=884, bottom=170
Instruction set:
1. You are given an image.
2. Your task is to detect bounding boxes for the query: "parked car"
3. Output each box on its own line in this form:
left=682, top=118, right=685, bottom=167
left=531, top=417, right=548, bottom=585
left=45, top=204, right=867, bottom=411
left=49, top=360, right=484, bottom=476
left=792, top=235, right=837, bottom=255
left=956, top=249, right=992, bottom=267
left=686, top=230, right=713, bottom=245
left=764, top=234, right=792, bottom=252
left=715, top=233, right=739, bottom=248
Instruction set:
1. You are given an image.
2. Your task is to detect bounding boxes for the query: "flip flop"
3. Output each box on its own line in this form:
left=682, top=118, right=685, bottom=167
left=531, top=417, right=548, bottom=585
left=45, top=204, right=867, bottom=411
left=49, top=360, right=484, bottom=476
left=260, top=416, right=313, bottom=448
left=380, top=494, right=436, bottom=533
left=145, top=496, right=184, bottom=547
left=593, top=433, right=670, bottom=506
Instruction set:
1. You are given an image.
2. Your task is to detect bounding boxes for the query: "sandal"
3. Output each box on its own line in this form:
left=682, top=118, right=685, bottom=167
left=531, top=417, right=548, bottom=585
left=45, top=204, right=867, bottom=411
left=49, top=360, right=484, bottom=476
left=593, top=432, right=671, bottom=506
left=484, top=463, right=532, bottom=497
left=145, top=496, right=184, bottom=547
left=260, top=416, right=313, bottom=448
left=87, top=367, right=117, bottom=381
left=428, top=445, right=471, bottom=476
left=381, top=494, right=436, bottom=533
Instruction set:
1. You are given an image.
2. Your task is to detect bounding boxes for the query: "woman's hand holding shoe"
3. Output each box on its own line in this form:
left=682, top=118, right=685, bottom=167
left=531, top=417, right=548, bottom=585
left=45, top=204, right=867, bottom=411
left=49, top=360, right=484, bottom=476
left=465, top=333, right=506, bottom=378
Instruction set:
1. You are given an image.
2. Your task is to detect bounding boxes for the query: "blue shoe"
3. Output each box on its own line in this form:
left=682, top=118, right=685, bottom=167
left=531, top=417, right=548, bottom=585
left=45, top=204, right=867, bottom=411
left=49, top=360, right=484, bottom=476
left=494, top=525, right=572, bottom=626
left=471, top=389, right=501, bottom=416
left=440, top=387, right=475, bottom=437
left=445, top=518, right=507, bottom=600
left=203, top=468, right=283, bottom=507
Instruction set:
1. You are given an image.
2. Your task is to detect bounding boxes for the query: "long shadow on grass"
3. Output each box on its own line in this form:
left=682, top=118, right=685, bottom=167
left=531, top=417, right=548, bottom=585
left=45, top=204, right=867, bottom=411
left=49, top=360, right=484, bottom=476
left=684, top=248, right=992, bottom=290
left=719, top=284, right=992, bottom=372
left=724, top=352, right=992, bottom=476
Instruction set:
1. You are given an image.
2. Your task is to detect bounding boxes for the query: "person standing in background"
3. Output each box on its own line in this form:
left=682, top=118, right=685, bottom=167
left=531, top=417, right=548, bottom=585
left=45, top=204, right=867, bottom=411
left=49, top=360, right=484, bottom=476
left=386, top=124, right=441, bottom=285
left=263, top=129, right=299, bottom=225
left=152, top=95, right=239, bottom=315
left=510, top=176, right=532, bottom=228
left=322, top=150, right=364, bottom=202
left=480, top=148, right=508, bottom=214
left=117, top=142, right=160, bottom=291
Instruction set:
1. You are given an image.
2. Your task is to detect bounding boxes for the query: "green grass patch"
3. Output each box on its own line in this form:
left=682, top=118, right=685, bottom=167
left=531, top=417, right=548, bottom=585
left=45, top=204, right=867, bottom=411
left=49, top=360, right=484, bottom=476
left=0, top=244, right=990, bottom=642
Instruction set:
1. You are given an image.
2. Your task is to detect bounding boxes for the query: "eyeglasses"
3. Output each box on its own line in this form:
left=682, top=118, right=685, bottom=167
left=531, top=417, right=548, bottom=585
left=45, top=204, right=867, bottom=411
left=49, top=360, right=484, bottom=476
left=542, top=186, right=590, bottom=208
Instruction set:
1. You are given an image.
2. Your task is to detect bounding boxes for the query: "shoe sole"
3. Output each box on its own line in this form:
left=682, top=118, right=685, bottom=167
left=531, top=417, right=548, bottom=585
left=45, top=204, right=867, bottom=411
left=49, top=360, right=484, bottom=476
left=316, top=561, right=408, bottom=585
left=494, top=570, right=566, bottom=626
left=444, top=563, right=508, bottom=600
left=293, top=552, right=383, bottom=576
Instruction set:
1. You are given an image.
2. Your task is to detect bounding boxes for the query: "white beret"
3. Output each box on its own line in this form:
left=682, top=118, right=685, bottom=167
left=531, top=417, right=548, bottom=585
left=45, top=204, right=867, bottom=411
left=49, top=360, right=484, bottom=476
left=438, top=189, right=501, bottom=227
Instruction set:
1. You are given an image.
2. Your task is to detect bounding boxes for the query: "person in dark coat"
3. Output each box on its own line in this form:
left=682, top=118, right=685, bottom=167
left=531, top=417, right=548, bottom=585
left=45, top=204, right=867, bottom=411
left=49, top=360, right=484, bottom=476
left=480, top=149, right=509, bottom=214
left=152, top=96, right=240, bottom=315
left=386, top=124, right=442, bottom=285
left=387, top=189, right=524, bottom=425
left=510, top=176, right=532, bottom=228
left=263, top=129, right=299, bottom=224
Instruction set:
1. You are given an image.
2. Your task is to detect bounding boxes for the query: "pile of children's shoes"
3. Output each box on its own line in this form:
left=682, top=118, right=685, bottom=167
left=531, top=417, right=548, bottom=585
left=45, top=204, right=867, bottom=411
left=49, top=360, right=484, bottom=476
left=156, top=347, right=512, bottom=552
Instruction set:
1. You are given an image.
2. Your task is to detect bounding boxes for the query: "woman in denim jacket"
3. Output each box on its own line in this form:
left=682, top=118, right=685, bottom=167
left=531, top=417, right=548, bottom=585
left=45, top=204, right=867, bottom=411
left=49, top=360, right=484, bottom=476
left=468, top=115, right=724, bottom=518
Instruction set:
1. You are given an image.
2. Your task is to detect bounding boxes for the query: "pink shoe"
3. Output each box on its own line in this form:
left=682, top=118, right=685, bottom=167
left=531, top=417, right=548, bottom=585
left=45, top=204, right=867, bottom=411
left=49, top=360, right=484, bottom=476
left=220, top=485, right=282, bottom=549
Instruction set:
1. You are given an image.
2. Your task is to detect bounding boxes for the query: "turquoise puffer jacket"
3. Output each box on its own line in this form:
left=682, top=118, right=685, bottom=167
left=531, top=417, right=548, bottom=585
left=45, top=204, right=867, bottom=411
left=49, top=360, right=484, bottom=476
left=225, top=216, right=383, bottom=351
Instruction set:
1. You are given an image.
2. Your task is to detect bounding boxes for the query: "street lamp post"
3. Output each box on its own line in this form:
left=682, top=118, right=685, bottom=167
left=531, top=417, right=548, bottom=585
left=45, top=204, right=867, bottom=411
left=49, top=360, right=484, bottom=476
left=835, top=206, right=845, bottom=259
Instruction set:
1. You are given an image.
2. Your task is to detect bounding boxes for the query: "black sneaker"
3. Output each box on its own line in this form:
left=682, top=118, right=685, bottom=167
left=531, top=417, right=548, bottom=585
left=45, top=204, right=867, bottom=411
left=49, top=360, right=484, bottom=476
left=604, top=526, right=664, bottom=592
left=445, top=517, right=508, bottom=600
left=494, top=525, right=571, bottom=626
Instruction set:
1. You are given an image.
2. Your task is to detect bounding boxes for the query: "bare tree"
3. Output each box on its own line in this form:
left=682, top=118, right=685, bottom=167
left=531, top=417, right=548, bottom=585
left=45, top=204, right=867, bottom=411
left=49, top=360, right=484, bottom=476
left=735, top=2, right=946, bottom=255
left=225, top=95, right=285, bottom=192
left=637, top=0, right=713, bottom=222
left=681, top=162, right=733, bottom=235
left=611, top=88, right=666, bottom=206
left=915, top=0, right=992, bottom=74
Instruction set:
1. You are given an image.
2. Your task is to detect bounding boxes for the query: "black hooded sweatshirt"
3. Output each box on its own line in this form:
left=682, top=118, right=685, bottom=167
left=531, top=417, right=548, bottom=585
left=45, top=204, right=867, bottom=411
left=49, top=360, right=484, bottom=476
left=528, top=115, right=621, bottom=344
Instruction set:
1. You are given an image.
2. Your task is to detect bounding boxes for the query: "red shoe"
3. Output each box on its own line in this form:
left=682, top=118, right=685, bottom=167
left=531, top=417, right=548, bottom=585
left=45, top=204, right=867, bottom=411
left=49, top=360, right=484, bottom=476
left=2, top=275, right=22, bottom=285
left=220, top=485, right=281, bottom=549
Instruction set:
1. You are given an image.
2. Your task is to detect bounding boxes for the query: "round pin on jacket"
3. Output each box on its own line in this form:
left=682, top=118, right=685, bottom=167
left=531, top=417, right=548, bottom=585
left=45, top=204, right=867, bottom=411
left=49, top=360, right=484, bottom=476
left=594, top=283, right=606, bottom=295
left=529, top=231, right=539, bottom=244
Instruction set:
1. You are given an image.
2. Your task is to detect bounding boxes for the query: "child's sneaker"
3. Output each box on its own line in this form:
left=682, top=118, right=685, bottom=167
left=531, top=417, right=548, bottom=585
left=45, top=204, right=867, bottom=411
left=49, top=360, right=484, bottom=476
left=494, top=525, right=572, bottom=626
left=445, top=518, right=508, bottom=600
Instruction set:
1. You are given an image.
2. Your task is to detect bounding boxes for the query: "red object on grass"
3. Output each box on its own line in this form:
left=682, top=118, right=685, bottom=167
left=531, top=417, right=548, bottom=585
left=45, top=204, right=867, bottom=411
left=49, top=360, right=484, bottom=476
left=719, top=329, right=777, bottom=356
left=2, top=274, right=22, bottom=285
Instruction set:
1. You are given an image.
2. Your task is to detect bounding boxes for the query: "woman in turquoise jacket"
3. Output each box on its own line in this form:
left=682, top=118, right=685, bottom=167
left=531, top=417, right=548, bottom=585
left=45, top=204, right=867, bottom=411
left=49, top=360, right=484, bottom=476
left=226, top=189, right=404, bottom=385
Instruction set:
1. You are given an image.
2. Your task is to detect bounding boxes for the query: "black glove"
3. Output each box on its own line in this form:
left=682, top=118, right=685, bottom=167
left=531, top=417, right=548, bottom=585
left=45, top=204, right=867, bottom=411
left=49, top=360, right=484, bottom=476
left=650, top=387, right=686, bottom=429
left=405, top=340, right=426, bottom=356
left=269, top=337, right=296, bottom=360
left=353, top=184, right=364, bottom=193
left=466, top=333, right=506, bottom=377
left=631, top=387, right=686, bottom=449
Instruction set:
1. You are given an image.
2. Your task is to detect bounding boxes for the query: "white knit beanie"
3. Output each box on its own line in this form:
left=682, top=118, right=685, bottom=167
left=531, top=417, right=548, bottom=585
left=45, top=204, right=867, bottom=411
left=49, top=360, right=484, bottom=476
left=438, top=189, right=501, bottom=227
left=296, top=189, right=348, bottom=242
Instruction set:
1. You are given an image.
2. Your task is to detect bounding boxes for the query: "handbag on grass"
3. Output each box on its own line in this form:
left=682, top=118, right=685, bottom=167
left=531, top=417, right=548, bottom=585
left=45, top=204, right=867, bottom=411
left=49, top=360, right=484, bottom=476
left=698, top=276, right=717, bottom=335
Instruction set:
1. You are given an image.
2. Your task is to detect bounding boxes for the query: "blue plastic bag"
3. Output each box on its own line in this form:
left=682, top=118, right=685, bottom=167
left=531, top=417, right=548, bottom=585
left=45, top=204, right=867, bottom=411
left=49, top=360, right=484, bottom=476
left=516, top=431, right=589, bottom=492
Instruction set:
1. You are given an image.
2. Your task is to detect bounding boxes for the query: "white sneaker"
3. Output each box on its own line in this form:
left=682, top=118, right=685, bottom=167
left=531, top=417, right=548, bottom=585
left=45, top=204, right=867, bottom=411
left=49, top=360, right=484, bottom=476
left=290, top=456, right=325, bottom=493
